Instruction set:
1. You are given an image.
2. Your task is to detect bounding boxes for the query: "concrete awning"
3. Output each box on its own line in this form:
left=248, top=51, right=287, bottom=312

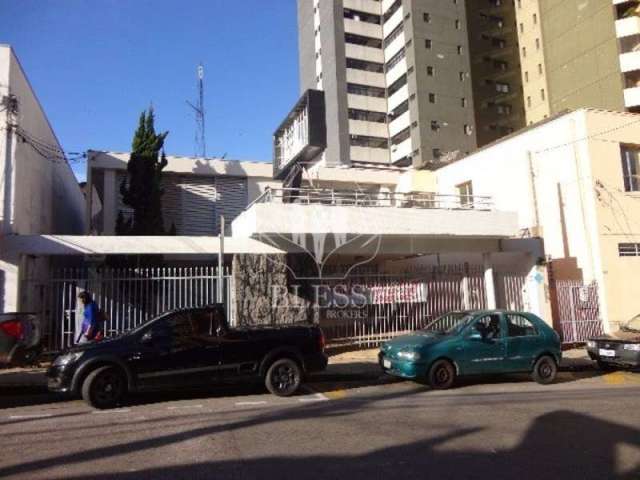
left=0, top=235, right=286, bottom=256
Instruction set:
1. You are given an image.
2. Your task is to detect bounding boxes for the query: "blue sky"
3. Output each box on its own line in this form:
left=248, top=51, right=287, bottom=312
left=1, top=0, right=299, bottom=180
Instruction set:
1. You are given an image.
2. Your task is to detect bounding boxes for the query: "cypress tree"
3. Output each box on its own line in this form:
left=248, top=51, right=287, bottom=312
left=117, top=108, right=169, bottom=235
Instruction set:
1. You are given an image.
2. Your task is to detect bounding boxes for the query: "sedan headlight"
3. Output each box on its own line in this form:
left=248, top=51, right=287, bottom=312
left=586, top=341, right=596, bottom=348
left=397, top=350, right=421, bottom=361
left=623, top=343, right=640, bottom=352
left=52, top=352, right=83, bottom=367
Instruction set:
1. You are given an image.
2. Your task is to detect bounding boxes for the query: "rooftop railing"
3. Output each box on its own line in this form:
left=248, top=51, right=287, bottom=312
left=247, top=187, right=494, bottom=211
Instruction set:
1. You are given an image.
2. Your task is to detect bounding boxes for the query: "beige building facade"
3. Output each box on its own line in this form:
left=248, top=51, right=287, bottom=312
left=436, top=109, right=640, bottom=332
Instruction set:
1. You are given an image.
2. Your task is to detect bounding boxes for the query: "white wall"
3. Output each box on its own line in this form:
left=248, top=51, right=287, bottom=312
left=0, top=45, right=86, bottom=313
left=436, top=110, right=601, bottom=283
left=0, top=45, right=85, bottom=236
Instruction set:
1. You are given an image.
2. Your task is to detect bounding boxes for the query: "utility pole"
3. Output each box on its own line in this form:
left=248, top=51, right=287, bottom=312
left=217, top=215, right=225, bottom=304
left=186, top=63, right=206, bottom=158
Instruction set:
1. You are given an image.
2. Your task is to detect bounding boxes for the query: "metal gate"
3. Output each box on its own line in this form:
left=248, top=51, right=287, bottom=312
left=23, top=266, right=232, bottom=352
left=555, top=280, right=603, bottom=343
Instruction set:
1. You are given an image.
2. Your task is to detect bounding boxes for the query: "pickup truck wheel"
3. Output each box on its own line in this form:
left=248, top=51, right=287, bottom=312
left=531, top=355, right=557, bottom=385
left=427, top=359, right=455, bottom=390
left=81, top=366, right=127, bottom=409
left=265, top=358, right=301, bottom=397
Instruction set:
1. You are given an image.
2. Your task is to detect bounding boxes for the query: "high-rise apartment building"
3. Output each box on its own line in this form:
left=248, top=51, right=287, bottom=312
left=295, top=1, right=640, bottom=171
left=298, top=0, right=478, bottom=169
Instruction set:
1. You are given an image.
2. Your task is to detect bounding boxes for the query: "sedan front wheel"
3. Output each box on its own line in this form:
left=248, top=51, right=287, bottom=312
left=427, top=359, right=456, bottom=390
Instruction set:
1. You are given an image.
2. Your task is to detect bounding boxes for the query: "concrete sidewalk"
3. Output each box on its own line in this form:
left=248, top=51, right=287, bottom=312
left=0, top=349, right=595, bottom=390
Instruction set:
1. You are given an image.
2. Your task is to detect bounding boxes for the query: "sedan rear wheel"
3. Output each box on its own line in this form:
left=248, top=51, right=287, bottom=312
left=531, top=355, right=557, bottom=385
left=427, top=359, right=456, bottom=390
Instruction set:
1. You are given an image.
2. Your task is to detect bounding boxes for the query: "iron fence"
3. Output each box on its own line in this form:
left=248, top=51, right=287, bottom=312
left=555, top=280, right=603, bottom=343
left=23, top=266, right=232, bottom=352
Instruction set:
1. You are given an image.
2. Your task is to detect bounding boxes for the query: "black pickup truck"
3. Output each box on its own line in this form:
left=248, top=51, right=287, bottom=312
left=47, top=304, right=328, bottom=409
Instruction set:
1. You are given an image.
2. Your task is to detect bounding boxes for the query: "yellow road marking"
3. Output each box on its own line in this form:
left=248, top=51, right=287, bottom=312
left=602, top=371, right=640, bottom=385
left=323, top=390, right=347, bottom=400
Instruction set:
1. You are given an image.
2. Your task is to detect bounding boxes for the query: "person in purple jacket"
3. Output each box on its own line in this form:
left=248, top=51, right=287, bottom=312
left=76, top=292, right=102, bottom=344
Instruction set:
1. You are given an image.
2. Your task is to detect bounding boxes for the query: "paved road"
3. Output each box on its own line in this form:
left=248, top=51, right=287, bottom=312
left=0, top=370, right=639, bottom=479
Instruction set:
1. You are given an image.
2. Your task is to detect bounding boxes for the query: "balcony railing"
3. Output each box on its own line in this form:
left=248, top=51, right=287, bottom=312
left=248, top=187, right=494, bottom=211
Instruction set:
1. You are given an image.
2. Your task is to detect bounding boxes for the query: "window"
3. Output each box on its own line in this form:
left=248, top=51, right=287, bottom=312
left=387, top=74, right=407, bottom=97
left=391, top=127, right=411, bottom=145
left=495, top=82, right=510, bottom=93
left=461, top=97, right=467, bottom=107
left=527, top=96, right=532, bottom=107
left=533, top=13, right=537, bottom=24
left=424, top=12, right=431, bottom=22
left=459, top=71, right=466, bottom=81
left=457, top=45, right=463, bottom=55
left=619, top=243, right=640, bottom=256
left=522, top=46, right=527, bottom=57
left=540, top=88, right=546, bottom=100
left=385, top=47, right=406, bottom=70
left=411, top=121, right=418, bottom=129
left=350, top=134, right=388, bottom=149
left=383, top=23, right=404, bottom=48
left=432, top=148, right=442, bottom=159
left=347, top=83, right=386, bottom=98
left=429, top=93, right=436, bottom=103
left=473, top=314, right=501, bottom=339
left=456, top=181, right=473, bottom=207
left=536, top=38, right=540, bottom=50
left=348, top=108, right=387, bottom=123
left=431, top=120, right=440, bottom=131
left=464, top=124, right=473, bottom=136
left=455, top=19, right=461, bottom=29
left=388, top=99, right=409, bottom=119
left=426, top=66, right=435, bottom=77
left=425, top=38, right=432, bottom=49
left=524, top=71, right=529, bottom=82
left=621, top=144, right=640, bottom=191
left=538, top=63, right=543, bottom=74
left=346, top=58, right=384, bottom=73
left=345, top=33, right=383, bottom=49
left=506, top=315, right=538, bottom=337
left=344, top=8, right=381, bottom=25
left=519, top=23, right=524, bottom=33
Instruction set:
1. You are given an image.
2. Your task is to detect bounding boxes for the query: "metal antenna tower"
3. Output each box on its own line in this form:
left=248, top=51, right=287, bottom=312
left=186, top=63, right=206, bottom=158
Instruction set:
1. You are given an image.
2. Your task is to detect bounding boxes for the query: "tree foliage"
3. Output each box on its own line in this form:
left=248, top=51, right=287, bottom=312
left=116, top=108, right=170, bottom=235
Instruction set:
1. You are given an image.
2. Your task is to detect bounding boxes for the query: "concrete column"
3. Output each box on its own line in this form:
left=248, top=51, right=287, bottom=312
left=483, top=253, right=497, bottom=309
left=103, top=169, right=117, bottom=234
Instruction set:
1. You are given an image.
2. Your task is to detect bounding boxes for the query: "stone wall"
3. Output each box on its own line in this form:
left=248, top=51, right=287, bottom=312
left=232, top=254, right=317, bottom=326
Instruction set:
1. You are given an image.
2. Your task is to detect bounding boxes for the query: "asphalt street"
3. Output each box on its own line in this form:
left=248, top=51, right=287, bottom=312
left=1, top=370, right=639, bottom=480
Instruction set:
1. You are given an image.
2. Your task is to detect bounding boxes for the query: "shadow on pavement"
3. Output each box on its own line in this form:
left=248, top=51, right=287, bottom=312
left=9, top=407, right=639, bottom=480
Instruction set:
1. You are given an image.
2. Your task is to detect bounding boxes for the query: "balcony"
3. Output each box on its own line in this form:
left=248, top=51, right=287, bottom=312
left=349, top=119, right=389, bottom=137
left=620, top=50, right=640, bottom=72
left=616, top=15, right=640, bottom=38
left=346, top=68, right=386, bottom=87
left=390, top=136, right=412, bottom=163
left=624, top=85, right=640, bottom=107
left=344, top=18, right=382, bottom=39
left=345, top=43, right=385, bottom=63
left=343, top=0, right=382, bottom=16
left=347, top=93, right=387, bottom=113
left=350, top=145, right=390, bottom=164
left=231, top=188, right=519, bottom=255
left=388, top=110, right=410, bottom=137
left=385, top=57, right=408, bottom=85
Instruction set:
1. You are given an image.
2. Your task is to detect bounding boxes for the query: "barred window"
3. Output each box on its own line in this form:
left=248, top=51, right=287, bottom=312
left=619, top=243, right=640, bottom=257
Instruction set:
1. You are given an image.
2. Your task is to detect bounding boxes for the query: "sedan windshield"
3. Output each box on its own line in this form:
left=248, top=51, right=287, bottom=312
left=423, top=312, right=475, bottom=335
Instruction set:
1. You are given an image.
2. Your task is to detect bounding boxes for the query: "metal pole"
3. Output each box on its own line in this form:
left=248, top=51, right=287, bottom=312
left=218, top=216, right=225, bottom=304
